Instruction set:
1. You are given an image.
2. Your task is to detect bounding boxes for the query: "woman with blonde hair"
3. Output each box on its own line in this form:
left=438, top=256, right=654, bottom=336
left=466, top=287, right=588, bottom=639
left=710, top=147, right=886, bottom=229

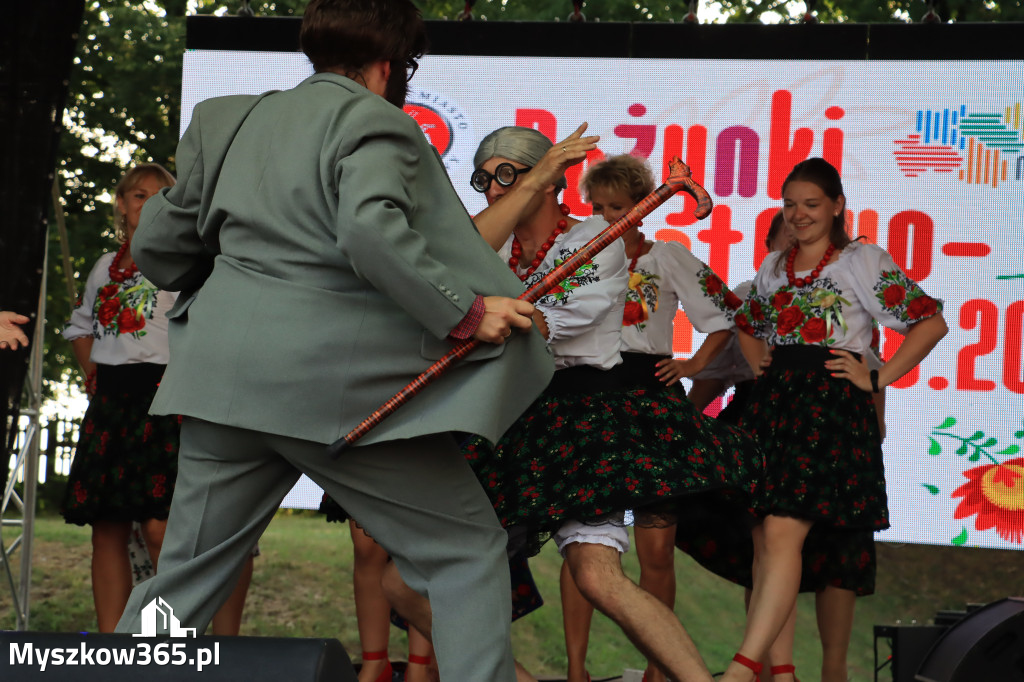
left=61, top=163, right=181, bottom=631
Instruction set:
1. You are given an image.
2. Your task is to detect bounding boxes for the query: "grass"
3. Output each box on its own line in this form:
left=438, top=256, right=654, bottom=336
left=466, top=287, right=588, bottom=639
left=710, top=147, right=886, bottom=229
left=3, top=511, right=1022, bottom=680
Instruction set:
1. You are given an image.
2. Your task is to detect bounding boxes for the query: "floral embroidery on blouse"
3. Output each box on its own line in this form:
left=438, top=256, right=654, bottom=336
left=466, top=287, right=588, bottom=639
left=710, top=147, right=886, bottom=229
left=91, top=273, right=159, bottom=339
left=700, top=266, right=743, bottom=313
left=874, top=269, right=942, bottom=322
left=737, top=279, right=848, bottom=346
left=623, top=266, right=659, bottom=330
left=531, top=247, right=600, bottom=307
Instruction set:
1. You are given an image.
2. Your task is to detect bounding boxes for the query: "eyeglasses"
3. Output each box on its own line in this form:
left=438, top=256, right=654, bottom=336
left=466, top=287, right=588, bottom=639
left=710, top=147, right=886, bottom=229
left=471, top=163, right=532, bottom=193
left=405, top=58, right=418, bottom=82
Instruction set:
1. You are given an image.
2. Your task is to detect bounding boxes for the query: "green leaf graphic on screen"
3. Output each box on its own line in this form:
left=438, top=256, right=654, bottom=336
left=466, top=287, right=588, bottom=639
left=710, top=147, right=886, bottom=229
left=931, top=420, right=1004, bottom=466
left=923, top=418, right=1024, bottom=546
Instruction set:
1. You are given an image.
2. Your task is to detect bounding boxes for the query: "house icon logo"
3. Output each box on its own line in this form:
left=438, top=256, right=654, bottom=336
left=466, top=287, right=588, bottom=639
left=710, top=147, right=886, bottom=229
left=132, top=597, right=197, bottom=637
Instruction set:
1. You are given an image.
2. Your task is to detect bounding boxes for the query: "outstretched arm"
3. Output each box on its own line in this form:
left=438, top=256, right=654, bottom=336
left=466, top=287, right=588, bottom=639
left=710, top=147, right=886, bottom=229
left=0, top=311, right=30, bottom=350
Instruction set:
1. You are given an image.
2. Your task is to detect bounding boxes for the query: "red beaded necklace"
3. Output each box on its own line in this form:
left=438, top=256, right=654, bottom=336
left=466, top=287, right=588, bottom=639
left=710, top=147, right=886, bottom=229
left=786, top=242, right=835, bottom=288
left=509, top=203, right=571, bottom=281
left=108, top=241, right=139, bottom=283
left=625, top=227, right=647, bottom=273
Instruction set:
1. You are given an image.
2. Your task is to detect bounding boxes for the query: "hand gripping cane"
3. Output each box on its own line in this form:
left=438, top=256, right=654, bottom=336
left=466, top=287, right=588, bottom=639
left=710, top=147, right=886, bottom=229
left=326, top=157, right=712, bottom=457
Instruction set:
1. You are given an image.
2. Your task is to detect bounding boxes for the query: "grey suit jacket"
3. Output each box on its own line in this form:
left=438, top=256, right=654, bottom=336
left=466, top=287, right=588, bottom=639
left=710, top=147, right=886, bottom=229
left=133, top=72, right=553, bottom=446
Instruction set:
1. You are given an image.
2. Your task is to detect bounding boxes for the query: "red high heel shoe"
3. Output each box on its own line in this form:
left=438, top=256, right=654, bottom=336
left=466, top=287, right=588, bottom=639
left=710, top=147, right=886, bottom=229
left=361, top=650, right=393, bottom=682
left=404, top=653, right=431, bottom=681
left=769, top=663, right=799, bottom=681
left=733, top=653, right=763, bottom=682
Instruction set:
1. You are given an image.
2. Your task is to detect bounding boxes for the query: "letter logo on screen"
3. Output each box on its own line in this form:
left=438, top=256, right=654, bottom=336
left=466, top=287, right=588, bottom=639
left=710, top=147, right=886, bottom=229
left=404, top=89, right=474, bottom=173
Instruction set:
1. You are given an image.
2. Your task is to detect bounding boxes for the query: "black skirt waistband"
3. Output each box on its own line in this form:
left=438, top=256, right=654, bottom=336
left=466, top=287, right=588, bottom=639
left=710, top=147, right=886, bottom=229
left=95, top=363, right=166, bottom=393
left=547, top=352, right=669, bottom=395
left=771, top=345, right=861, bottom=371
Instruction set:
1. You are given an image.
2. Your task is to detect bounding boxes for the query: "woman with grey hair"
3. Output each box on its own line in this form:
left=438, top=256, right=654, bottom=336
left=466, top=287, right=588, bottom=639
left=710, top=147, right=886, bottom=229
left=464, top=127, right=756, bottom=682
left=385, top=125, right=754, bottom=681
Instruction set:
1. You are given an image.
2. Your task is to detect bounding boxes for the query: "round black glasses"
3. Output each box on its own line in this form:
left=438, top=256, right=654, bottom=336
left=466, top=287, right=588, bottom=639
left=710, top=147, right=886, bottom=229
left=470, top=163, right=532, bottom=193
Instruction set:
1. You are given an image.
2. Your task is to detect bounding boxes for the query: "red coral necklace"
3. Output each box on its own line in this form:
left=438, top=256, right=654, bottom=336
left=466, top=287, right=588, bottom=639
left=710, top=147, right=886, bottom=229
left=627, top=237, right=652, bottom=273
left=786, top=242, right=835, bottom=288
left=509, top=203, right=571, bottom=281
left=108, top=241, right=138, bottom=283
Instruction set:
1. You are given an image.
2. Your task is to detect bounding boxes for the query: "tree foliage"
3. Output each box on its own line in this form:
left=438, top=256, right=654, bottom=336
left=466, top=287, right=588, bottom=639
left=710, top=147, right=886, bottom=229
left=46, top=0, right=1023, bottom=392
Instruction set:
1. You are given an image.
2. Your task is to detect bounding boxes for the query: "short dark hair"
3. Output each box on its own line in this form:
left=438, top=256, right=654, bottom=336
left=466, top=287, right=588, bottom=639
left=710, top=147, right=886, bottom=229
left=300, top=0, right=428, bottom=74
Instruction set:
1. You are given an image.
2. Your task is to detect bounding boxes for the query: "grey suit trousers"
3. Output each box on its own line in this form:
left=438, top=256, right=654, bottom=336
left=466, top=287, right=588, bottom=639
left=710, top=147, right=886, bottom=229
left=116, top=418, right=515, bottom=682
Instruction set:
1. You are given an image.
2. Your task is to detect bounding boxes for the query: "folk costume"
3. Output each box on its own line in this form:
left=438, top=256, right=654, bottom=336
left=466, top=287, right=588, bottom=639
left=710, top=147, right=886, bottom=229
left=465, top=223, right=761, bottom=557
left=678, top=240, right=943, bottom=594
left=61, top=249, right=180, bottom=525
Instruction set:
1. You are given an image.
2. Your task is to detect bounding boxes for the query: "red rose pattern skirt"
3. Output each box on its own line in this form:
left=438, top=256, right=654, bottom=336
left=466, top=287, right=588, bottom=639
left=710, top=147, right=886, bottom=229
left=60, top=363, right=180, bottom=526
left=676, top=344, right=885, bottom=595
left=465, top=354, right=762, bottom=558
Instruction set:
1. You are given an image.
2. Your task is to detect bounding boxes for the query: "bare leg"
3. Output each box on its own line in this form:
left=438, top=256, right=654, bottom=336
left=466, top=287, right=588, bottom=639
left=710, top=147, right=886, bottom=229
left=211, top=553, right=254, bottom=635
left=406, top=625, right=438, bottom=682
left=382, top=560, right=432, bottom=638
left=139, top=518, right=167, bottom=571
left=635, top=525, right=677, bottom=682
left=720, top=515, right=812, bottom=682
left=742, top=588, right=773, bottom=674
left=91, top=521, right=133, bottom=632
left=351, top=520, right=393, bottom=682
left=384, top=561, right=537, bottom=682
left=764, top=602, right=798, bottom=682
left=560, top=559, right=594, bottom=682
left=563, top=542, right=714, bottom=682
left=816, top=586, right=856, bottom=682
left=515, top=660, right=538, bottom=682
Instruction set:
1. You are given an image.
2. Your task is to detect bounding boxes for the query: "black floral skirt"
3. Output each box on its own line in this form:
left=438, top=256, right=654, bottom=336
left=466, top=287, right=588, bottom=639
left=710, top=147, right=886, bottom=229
left=60, top=363, right=180, bottom=526
left=466, top=353, right=762, bottom=558
left=676, top=345, right=885, bottom=595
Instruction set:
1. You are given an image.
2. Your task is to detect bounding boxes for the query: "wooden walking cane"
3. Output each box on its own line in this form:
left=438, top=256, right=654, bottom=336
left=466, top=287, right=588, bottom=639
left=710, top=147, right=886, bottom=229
left=327, top=157, right=712, bottom=457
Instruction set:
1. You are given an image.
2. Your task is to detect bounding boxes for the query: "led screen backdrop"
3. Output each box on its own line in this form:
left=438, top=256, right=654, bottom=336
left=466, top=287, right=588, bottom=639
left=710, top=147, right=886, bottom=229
left=181, top=20, right=1024, bottom=552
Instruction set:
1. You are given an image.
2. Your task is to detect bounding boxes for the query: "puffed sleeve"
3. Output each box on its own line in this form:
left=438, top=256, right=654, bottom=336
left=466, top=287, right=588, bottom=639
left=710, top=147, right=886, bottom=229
left=657, top=241, right=737, bottom=334
left=733, top=254, right=781, bottom=340
left=844, top=243, right=944, bottom=334
left=535, top=233, right=628, bottom=343
left=62, top=255, right=109, bottom=341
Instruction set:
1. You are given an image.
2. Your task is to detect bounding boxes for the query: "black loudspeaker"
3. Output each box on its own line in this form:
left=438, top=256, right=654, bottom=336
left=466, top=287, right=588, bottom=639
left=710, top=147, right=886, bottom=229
left=875, top=623, right=949, bottom=682
left=1, top=632, right=357, bottom=681
left=914, top=597, right=1024, bottom=682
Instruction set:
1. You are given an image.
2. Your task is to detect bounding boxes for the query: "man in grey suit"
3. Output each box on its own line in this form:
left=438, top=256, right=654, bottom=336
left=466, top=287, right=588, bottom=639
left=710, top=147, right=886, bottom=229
left=114, top=1, right=555, bottom=679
